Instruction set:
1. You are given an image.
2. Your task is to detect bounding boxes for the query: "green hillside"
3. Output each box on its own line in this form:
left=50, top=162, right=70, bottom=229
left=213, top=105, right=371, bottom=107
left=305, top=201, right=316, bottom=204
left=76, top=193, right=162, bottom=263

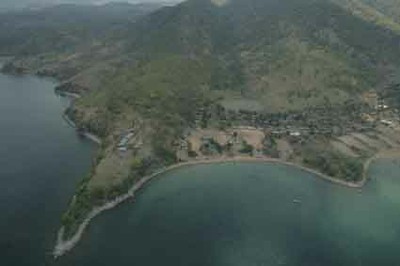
left=77, top=0, right=400, bottom=117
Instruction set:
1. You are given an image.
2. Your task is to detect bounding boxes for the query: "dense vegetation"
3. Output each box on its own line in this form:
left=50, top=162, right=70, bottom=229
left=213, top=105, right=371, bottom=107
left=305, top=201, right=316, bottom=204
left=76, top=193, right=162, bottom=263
left=4, top=0, right=400, bottom=105
left=303, top=145, right=364, bottom=182
left=305, top=152, right=364, bottom=182
left=74, top=0, right=400, bottom=117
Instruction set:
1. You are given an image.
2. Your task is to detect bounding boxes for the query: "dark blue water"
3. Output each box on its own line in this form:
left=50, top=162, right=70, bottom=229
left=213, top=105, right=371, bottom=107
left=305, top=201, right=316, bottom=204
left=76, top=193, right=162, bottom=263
left=0, top=72, right=95, bottom=265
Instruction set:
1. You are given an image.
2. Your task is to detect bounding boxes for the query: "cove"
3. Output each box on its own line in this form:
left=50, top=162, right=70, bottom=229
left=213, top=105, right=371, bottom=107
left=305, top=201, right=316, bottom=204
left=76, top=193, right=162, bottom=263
left=55, top=160, right=400, bottom=266
left=0, top=71, right=96, bottom=265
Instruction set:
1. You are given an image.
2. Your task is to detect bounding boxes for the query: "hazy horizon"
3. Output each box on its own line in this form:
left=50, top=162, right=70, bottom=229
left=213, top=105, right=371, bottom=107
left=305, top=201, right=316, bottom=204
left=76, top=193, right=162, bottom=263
left=0, top=0, right=183, bottom=11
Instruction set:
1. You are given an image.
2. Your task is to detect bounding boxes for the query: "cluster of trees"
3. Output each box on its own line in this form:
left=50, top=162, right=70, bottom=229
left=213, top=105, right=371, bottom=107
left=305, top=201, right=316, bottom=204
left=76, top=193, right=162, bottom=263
left=263, top=135, right=279, bottom=158
left=61, top=154, right=163, bottom=239
left=61, top=175, right=95, bottom=239
left=239, top=141, right=254, bottom=155
left=200, top=138, right=223, bottom=155
left=303, top=149, right=364, bottom=182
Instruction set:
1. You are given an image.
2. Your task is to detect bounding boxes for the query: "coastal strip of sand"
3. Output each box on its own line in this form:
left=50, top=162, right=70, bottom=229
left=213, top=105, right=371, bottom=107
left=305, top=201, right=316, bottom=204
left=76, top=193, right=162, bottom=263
left=53, top=151, right=400, bottom=258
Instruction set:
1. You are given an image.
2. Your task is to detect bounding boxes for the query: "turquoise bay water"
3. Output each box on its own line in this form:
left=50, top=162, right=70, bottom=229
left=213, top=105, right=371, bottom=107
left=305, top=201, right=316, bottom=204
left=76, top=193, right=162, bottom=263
left=57, top=161, right=400, bottom=266
left=0, top=73, right=96, bottom=265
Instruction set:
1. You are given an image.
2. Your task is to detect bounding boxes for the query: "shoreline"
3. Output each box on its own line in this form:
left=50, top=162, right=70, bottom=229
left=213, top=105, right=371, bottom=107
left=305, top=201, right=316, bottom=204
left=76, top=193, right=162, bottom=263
left=52, top=152, right=400, bottom=258
left=0, top=62, right=102, bottom=146
left=62, top=111, right=102, bottom=145
left=79, top=131, right=102, bottom=145
left=56, top=91, right=81, bottom=99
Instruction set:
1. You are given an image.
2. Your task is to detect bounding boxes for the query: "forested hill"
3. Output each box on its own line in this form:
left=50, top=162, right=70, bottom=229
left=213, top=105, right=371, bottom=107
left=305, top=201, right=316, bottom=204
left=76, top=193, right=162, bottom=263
left=3, top=0, right=400, bottom=119
left=51, top=0, right=400, bottom=143
left=0, top=2, right=163, bottom=55
left=128, top=0, right=400, bottom=66
left=2, top=0, right=400, bottom=109
left=92, top=0, right=400, bottom=116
